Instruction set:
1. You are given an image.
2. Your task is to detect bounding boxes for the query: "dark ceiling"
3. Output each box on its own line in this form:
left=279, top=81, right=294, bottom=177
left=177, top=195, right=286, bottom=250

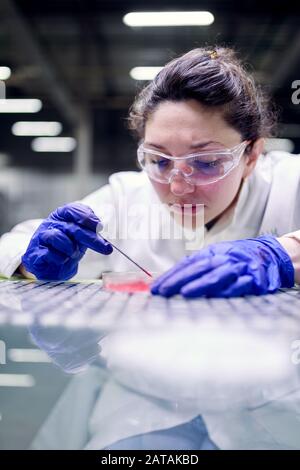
left=0, top=0, right=300, bottom=172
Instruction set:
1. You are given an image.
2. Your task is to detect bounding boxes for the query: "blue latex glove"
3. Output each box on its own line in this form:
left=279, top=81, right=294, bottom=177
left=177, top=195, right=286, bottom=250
left=151, top=235, right=295, bottom=298
left=29, top=321, right=104, bottom=374
left=22, top=202, right=113, bottom=281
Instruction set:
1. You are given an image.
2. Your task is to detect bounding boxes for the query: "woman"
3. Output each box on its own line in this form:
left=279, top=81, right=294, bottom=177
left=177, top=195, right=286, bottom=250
left=1, top=47, right=300, bottom=450
left=0, top=47, right=299, bottom=293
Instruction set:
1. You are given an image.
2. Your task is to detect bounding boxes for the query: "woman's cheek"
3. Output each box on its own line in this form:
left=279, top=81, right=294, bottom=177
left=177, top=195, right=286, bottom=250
left=199, top=171, right=243, bottom=214
left=195, top=180, right=225, bottom=206
left=150, top=180, right=170, bottom=200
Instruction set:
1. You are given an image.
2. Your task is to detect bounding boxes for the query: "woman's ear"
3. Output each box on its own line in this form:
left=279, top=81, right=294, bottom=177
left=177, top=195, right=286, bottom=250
left=242, top=138, right=265, bottom=179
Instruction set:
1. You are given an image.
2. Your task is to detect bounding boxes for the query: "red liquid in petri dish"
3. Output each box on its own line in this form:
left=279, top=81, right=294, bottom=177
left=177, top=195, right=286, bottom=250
left=105, top=280, right=150, bottom=293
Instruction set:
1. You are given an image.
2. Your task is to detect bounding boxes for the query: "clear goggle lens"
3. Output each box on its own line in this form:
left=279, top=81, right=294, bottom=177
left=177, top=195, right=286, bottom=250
left=138, top=142, right=248, bottom=185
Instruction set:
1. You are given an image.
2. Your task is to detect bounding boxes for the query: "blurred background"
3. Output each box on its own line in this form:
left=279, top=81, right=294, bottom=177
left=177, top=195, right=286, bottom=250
left=0, top=0, right=300, bottom=233
left=0, top=0, right=300, bottom=449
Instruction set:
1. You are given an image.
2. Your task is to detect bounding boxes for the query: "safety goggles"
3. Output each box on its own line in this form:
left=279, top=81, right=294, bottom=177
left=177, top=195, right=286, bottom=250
left=137, top=141, right=250, bottom=186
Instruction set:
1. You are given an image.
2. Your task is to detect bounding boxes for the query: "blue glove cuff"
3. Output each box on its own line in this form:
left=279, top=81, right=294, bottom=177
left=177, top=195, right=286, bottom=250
left=255, top=235, right=295, bottom=288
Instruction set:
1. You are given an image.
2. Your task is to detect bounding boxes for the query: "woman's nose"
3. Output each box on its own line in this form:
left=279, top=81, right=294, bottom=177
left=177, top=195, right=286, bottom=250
left=174, top=160, right=193, bottom=175
left=169, top=172, right=195, bottom=196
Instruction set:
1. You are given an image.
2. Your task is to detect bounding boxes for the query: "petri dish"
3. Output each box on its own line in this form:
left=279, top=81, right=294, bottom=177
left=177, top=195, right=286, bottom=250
left=102, top=271, right=160, bottom=293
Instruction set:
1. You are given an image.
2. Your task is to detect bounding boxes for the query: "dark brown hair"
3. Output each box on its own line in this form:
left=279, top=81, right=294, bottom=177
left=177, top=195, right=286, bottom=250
left=127, top=46, right=277, bottom=145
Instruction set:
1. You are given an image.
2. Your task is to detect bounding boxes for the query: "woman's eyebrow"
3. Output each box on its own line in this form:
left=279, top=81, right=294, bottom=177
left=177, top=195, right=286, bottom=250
left=143, top=142, right=168, bottom=150
left=190, top=141, right=223, bottom=149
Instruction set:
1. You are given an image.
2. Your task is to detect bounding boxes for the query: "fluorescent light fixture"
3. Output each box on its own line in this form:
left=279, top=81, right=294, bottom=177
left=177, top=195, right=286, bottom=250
left=130, top=66, right=163, bottom=81
left=0, top=99, right=42, bottom=113
left=265, top=138, right=295, bottom=153
left=0, top=374, right=35, bottom=387
left=123, top=11, right=214, bottom=27
left=12, top=121, right=62, bottom=136
left=0, top=67, right=11, bottom=80
left=32, top=136, right=77, bottom=152
left=8, top=348, right=51, bottom=363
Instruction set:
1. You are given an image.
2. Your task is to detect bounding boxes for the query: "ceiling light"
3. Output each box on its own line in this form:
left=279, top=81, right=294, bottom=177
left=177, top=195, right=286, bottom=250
left=0, top=67, right=11, bottom=80
left=130, top=66, right=163, bottom=80
left=0, top=99, right=42, bottom=113
left=123, top=11, right=214, bottom=27
left=8, top=348, right=51, bottom=363
left=32, top=137, right=76, bottom=152
left=12, top=121, right=62, bottom=136
left=0, top=374, right=35, bottom=387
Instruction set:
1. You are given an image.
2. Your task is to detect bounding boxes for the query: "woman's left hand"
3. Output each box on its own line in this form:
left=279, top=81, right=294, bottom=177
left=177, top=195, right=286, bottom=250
left=150, top=235, right=295, bottom=298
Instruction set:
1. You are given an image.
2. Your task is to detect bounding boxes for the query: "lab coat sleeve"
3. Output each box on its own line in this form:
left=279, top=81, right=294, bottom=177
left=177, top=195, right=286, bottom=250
left=0, top=218, right=43, bottom=278
left=278, top=229, right=300, bottom=285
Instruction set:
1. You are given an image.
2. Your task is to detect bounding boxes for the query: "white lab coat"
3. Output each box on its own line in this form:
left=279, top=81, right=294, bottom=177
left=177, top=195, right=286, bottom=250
left=1, top=150, right=300, bottom=449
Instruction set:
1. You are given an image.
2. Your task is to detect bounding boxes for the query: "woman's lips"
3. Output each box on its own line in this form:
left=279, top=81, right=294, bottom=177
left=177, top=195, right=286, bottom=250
left=168, top=203, right=205, bottom=214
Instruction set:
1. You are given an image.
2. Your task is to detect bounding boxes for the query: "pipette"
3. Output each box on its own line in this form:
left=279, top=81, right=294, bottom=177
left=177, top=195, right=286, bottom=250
left=106, top=239, right=153, bottom=278
left=96, top=223, right=152, bottom=278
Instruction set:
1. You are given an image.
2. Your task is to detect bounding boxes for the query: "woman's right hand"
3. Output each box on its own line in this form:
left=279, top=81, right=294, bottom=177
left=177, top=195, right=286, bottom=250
left=21, top=202, right=113, bottom=281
